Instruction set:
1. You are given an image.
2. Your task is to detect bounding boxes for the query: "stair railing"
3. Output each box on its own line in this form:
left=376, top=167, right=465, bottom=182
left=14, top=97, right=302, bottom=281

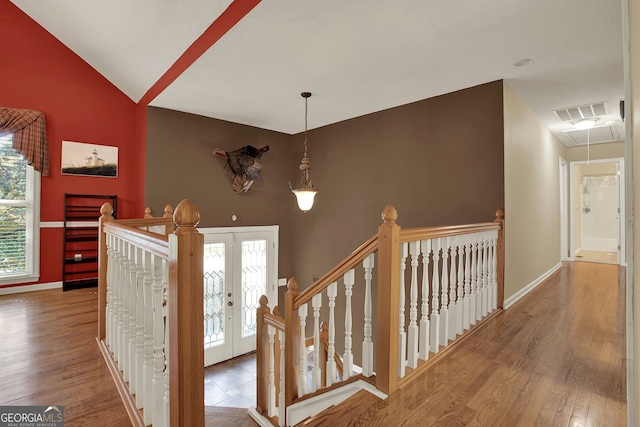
left=97, top=200, right=204, bottom=427
left=256, top=205, right=504, bottom=426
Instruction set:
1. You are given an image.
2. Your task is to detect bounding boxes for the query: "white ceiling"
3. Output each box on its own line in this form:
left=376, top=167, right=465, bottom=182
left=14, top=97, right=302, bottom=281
left=10, top=0, right=625, bottom=146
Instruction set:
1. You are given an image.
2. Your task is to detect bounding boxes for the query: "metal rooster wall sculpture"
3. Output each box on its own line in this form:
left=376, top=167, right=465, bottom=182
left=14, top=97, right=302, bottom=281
left=213, top=145, right=270, bottom=193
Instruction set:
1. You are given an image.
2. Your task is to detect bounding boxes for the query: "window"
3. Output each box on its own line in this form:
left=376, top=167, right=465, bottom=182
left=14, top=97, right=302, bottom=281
left=0, top=134, right=40, bottom=285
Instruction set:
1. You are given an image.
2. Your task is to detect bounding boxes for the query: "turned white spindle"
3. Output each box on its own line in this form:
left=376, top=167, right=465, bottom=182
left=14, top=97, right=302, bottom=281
left=162, top=268, right=170, bottom=427
left=142, top=251, right=154, bottom=425
left=343, top=269, right=355, bottom=378
left=398, top=243, right=408, bottom=377
left=482, top=233, right=489, bottom=318
left=114, top=237, right=125, bottom=362
left=463, top=238, right=472, bottom=331
left=419, top=240, right=431, bottom=361
left=470, top=239, right=478, bottom=326
left=491, top=231, right=499, bottom=310
left=362, top=253, right=375, bottom=377
left=448, top=236, right=458, bottom=342
left=152, top=254, right=165, bottom=427
left=113, top=238, right=124, bottom=362
left=278, top=330, right=285, bottom=426
left=430, top=238, right=441, bottom=353
left=456, top=235, right=465, bottom=336
left=476, top=236, right=484, bottom=322
left=326, top=282, right=338, bottom=385
left=120, top=241, right=132, bottom=381
left=127, top=243, right=139, bottom=392
left=105, top=234, right=114, bottom=348
left=268, top=325, right=277, bottom=417
left=298, top=303, right=308, bottom=395
left=133, top=247, right=145, bottom=402
left=439, top=238, right=450, bottom=347
left=311, top=294, right=323, bottom=392
left=407, top=241, right=420, bottom=369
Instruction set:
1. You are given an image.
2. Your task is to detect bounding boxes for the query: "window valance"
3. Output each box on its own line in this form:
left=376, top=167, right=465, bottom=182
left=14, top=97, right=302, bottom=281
left=0, top=107, right=50, bottom=176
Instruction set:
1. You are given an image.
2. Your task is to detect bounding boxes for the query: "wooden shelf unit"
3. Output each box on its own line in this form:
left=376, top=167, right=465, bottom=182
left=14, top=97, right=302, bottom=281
left=63, top=194, right=117, bottom=291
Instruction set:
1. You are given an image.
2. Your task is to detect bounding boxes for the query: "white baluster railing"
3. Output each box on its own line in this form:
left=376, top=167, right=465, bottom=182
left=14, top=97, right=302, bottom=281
left=343, top=269, right=355, bottom=379
left=419, top=240, right=430, bottom=361
left=430, top=238, right=441, bottom=354
left=98, top=200, right=204, bottom=427
left=258, top=207, right=504, bottom=426
left=362, top=254, right=375, bottom=377
left=407, top=241, right=420, bottom=369
left=398, top=243, right=408, bottom=377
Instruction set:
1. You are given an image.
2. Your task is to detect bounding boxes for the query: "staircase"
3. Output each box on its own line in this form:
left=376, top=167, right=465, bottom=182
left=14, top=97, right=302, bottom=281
left=251, top=205, right=505, bottom=426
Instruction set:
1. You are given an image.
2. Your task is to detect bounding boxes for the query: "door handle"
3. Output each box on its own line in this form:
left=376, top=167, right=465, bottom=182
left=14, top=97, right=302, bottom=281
left=228, top=301, right=233, bottom=306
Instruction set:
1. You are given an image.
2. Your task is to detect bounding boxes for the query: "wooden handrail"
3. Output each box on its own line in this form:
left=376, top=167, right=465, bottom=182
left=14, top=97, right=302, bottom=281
left=400, top=222, right=500, bottom=242
left=98, top=199, right=204, bottom=427
left=108, top=217, right=174, bottom=229
left=294, top=235, right=378, bottom=309
left=263, top=312, right=285, bottom=330
left=103, top=222, right=170, bottom=259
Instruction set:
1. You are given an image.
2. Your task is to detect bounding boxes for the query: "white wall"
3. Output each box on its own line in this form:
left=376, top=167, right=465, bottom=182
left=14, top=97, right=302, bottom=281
left=629, top=0, right=640, bottom=421
left=503, top=82, right=568, bottom=302
left=566, top=141, right=625, bottom=162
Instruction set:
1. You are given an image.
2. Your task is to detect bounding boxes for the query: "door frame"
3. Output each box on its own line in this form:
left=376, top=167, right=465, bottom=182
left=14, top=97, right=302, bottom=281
left=559, top=157, right=570, bottom=261
left=199, top=225, right=279, bottom=366
left=569, top=157, right=625, bottom=265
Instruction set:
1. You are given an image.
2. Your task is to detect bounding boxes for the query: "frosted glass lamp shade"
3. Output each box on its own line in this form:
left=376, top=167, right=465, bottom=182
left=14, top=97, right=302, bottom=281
left=293, top=189, right=318, bottom=212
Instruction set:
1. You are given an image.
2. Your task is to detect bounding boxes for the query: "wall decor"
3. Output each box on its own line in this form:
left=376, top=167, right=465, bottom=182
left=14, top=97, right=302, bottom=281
left=61, top=141, right=118, bottom=178
left=213, top=145, right=269, bottom=192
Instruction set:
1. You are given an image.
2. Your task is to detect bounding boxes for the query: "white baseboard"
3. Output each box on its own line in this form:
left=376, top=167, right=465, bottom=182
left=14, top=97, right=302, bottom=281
left=0, top=281, right=62, bottom=295
left=504, top=263, right=562, bottom=309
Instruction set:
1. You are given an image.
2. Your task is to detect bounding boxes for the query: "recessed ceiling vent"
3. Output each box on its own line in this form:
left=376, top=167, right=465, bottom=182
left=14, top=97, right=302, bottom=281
left=553, top=102, right=607, bottom=122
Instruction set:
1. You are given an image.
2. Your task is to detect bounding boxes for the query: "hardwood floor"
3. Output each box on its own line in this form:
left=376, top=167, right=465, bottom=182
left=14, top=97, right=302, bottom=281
left=0, top=261, right=626, bottom=427
left=0, top=288, right=131, bottom=427
left=301, top=262, right=626, bottom=426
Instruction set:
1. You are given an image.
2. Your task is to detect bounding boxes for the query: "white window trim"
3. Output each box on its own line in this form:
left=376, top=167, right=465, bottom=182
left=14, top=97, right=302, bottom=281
left=0, top=164, right=41, bottom=286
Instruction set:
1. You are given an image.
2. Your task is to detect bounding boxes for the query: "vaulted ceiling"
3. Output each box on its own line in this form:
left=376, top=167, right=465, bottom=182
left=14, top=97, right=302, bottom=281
left=10, top=0, right=625, bottom=146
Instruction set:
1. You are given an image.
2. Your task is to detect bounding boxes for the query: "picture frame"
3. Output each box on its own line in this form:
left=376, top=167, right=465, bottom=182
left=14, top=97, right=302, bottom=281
left=61, top=141, right=118, bottom=178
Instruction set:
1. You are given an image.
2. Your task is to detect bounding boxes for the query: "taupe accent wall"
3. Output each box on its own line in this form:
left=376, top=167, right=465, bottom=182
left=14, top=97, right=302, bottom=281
left=290, top=81, right=505, bottom=287
left=145, top=82, right=506, bottom=363
left=145, top=107, right=295, bottom=276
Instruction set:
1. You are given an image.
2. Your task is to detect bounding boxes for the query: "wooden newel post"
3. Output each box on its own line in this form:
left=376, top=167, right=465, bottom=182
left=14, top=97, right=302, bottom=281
left=494, top=209, right=505, bottom=309
left=376, top=205, right=400, bottom=395
left=256, top=295, right=270, bottom=415
left=284, top=278, right=300, bottom=412
left=168, top=199, right=204, bottom=427
left=98, top=202, right=115, bottom=340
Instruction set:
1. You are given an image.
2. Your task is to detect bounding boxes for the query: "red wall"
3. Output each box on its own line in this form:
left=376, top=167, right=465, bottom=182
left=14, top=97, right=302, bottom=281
left=1, top=1, right=145, bottom=286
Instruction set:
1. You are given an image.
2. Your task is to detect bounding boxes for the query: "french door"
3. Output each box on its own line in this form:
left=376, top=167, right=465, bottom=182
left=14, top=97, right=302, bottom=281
left=200, top=227, right=278, bottom=367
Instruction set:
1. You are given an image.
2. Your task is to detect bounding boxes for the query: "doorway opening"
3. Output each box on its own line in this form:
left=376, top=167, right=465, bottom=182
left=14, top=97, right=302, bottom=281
left=569, top=158, right=625, bottom=266
left=200, top=226, right=279, bottom=367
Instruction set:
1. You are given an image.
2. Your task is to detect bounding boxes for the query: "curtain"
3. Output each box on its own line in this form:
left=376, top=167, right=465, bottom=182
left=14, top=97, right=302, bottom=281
left=0, top=108, right=50, bottom=176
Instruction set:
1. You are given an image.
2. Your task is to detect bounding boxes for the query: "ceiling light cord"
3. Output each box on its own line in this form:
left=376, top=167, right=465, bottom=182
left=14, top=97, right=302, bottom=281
left=587, top=128, right=590, bottom=166
left=303, top=96, right=309, bottom=159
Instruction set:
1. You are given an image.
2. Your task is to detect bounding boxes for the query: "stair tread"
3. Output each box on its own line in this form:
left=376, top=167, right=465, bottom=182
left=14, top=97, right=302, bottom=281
left=296, top=390, right=382, bottom=426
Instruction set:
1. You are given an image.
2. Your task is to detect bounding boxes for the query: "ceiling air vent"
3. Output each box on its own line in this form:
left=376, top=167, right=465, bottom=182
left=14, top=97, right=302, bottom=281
left=553, top=102, right=607, bottom=122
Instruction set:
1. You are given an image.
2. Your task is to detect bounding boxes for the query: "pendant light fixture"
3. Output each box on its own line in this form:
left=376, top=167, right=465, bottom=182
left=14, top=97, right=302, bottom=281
left=290, top=92, right=318, bottom=212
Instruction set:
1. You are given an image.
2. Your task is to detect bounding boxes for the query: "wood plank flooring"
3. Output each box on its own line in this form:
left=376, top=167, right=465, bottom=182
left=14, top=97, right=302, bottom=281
left=0, top=288, right=131, bottom=427
left=301, top=262, right=626, bottom=426
left=0, top=261, right=626, bottom=427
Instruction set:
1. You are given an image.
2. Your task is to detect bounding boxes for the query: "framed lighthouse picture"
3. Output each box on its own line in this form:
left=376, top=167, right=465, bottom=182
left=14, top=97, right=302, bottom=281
left=61, top=141, right=118, bottom=178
